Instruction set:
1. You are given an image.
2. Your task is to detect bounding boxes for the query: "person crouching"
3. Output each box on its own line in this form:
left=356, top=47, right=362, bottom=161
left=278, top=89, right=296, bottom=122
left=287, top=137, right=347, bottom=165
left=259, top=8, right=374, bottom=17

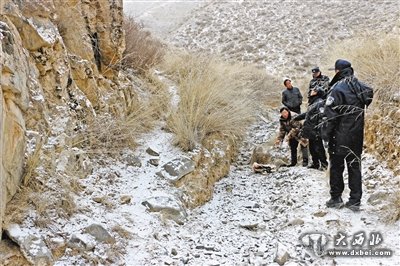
left=275, top=106, right=309, bottom=167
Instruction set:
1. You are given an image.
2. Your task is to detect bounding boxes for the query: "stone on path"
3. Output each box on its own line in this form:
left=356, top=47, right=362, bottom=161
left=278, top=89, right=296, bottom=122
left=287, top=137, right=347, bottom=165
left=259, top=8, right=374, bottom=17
left=142, top=196, right=187, bottom=224
left=4, top=224, right=53, bottom=266
left=157, top=157, right=195, bottom=183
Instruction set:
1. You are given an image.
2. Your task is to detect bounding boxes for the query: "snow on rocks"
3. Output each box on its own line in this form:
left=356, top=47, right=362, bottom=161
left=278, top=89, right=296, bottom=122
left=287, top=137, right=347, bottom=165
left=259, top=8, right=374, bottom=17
left=157, top=156, right=196, bottom=183
left=4, top=224, right=53, bottom=265
left=142, top=196, right=187, bottom=225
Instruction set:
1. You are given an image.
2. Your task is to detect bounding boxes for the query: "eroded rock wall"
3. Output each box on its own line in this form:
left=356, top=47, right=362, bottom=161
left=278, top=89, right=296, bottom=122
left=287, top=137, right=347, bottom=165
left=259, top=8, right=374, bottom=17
left=0, top=0, right=125, bottom=235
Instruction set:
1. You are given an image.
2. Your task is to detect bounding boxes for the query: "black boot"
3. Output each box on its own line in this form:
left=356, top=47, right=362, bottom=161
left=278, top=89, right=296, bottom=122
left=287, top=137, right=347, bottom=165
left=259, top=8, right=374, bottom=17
left=326, top=197, right=344, bottom=208
left=345, top=201, right=360, bottom=211
left=308, top=163, right=319, bottom=169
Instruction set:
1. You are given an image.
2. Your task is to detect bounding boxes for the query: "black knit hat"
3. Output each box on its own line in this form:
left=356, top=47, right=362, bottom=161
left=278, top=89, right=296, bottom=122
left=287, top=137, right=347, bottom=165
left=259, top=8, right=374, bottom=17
left=334, top=59, right=351, bottom=71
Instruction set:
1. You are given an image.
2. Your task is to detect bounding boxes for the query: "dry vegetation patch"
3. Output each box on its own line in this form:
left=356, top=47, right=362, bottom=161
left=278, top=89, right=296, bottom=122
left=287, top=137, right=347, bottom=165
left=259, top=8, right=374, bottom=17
left=162, top=52, right=276, bottom=151
left=122, top=15, right=165, bottom=73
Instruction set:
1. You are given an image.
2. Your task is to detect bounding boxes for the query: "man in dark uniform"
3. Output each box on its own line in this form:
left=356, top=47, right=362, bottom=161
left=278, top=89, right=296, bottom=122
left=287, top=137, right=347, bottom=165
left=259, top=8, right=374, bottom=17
left=322, top=59, right=373, bottom=211
left=295, top=67, right=329, bottom=170
left=282, top=79, right=303, bottom=114
left=308, top=67, right=330, bottom=104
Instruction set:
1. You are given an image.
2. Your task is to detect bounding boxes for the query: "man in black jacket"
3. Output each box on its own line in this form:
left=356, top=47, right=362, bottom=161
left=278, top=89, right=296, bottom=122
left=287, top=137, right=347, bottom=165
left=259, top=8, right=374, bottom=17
left=308, top=67, right=330, bottom=104
left=295, top=67, right=329, bottom=170
left=322, top=59, right=373, bottom=211
left=282, top=79, right=303, bottom=114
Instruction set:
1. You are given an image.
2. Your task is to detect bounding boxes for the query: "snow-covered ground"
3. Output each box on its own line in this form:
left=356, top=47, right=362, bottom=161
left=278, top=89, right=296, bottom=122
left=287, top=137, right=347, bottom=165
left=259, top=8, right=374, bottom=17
left=1, top=1, right=398, bottom=265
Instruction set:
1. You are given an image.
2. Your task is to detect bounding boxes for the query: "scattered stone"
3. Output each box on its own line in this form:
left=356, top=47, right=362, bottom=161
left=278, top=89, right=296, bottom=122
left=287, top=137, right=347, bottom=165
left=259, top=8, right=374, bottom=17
left=157, top=157, right=195, bottom=183
left=181, top=257, right=189, bottom=264
left=171, top=248, right=178, bottom=256
left=123, top=154, right=142, bottom=167
left=207, top=260, right=220, bottom=266
left=68, top=234, right=95, bottom=252
left=239, top=222, right=259, bottom=231
left=142, top=196, right=187, bottom=224
left=146, top=147, right=160, bottom=156
left=313, top=211, right=328, bottom=217
left=4, top=224, right=54, bottom=265
left=149, top=158, right=160, bottom=166
left=367, top=191, right=388, bottom=206
left=274, top=242, right=290, bottom=266
left=287, top=218, right=304, bottom=226
left=255, top=251, right=264, bottom=257
left=120, top=195, right=132, bottom=204
left=163, top=257, right=173, bottom=265
left=84, top=224, right=115, bottom=244
left=92, top=196, right=105, bottom=203
left=194, top=253, right=200, bottom=258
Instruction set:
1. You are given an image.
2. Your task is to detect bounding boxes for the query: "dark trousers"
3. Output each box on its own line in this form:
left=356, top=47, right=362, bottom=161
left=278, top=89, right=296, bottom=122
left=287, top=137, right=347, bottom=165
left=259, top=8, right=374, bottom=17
left=289, top=138, right=308, bottom=165
left=309, top=137, right=328, bottom=167
left=329, top=153, right=362, bottom=204
left=289, top=106, right=301, bottom=114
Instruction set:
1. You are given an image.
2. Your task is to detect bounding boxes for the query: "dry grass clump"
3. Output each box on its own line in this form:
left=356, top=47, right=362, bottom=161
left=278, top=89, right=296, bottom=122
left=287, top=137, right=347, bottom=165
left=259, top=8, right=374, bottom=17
left=325, top=34, right=400, bottom=104
left=73, top=100, right=158, bottom=154
left=162, top=51, right=275, bottom=151
left=122, top=15, right=165, bottom=73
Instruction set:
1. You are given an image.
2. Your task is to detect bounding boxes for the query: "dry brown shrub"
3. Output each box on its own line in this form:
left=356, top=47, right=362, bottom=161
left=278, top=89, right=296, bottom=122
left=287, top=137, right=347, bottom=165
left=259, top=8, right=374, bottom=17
left=122, top=15, right=165, bottom=73
left=325, top=34, right=400, bottom=104
left=162, top=51, right=276, bottom=151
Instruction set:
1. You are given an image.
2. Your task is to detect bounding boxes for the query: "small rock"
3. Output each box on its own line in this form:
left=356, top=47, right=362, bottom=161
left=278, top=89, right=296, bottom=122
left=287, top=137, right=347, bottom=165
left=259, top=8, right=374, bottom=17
left=68, top=234, right=95, bottom=252
left=157, top=157, right=195, bottom=183
left=287, top=218, right=304, bottom=226
left=149, top=158, right=160, bottom=166
left=142, top=196, right=187, bottom=224
left=367, top=191, right=388, bottom=206
left=313, top=211, right=328, bottom=217
left=5, top=224, right=54, bottom=265
left=239, top=222, right=259, bottom=231
left=146, top=147, right=160, bottom=156
left=171, top=248, right=178, bottom=256
left=120, top=195, right=132, bottom=204
left=93, top=196, right=105, bottom=203
left=123, top=154, right=142, bottom=167
left=274, top=242, right=290, bottom=266
left=164, top=257, right=173, bottom=265
left=84, top=224, right=115, bottom=244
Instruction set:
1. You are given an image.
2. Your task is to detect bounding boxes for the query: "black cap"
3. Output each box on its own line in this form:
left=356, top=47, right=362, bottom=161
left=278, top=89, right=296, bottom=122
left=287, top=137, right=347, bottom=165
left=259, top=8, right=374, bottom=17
left=311, top=67, right=320, bottom=73
left=334, top=59, right=351, bottom=71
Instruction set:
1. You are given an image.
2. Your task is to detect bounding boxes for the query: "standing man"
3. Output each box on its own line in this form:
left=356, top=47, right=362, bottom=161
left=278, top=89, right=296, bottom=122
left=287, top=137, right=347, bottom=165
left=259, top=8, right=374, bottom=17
left=282, top=79, right=303, bottom=114
left=295, top=67, right=329, bottom=170
left=308, top=67, right=330, bottom=104
left=322, top=59, right=373, bottom=211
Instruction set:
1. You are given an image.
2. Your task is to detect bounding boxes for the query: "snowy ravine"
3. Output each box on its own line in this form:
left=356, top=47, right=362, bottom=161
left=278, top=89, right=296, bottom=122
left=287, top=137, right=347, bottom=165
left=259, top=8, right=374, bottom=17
left=49, top=105, right=398, bottom=265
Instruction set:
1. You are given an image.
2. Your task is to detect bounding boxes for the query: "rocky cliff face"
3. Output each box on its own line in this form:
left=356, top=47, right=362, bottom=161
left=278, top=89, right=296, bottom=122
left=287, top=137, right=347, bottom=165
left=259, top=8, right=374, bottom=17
left=0, top=0, right=124, bottom=235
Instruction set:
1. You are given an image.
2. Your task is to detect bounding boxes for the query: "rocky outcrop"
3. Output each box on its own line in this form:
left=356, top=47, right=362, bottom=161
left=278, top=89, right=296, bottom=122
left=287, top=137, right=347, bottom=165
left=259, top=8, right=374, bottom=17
left=176, top=132, right=237, bottom=208
left=0, top=0, right=125, bottom=236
